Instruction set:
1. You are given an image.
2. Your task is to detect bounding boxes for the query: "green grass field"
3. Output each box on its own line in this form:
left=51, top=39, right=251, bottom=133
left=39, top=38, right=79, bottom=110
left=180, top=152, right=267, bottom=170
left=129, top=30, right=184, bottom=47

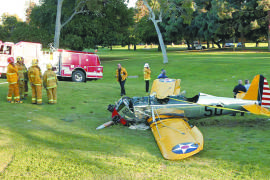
left=0, top=48, right=270, bottom=179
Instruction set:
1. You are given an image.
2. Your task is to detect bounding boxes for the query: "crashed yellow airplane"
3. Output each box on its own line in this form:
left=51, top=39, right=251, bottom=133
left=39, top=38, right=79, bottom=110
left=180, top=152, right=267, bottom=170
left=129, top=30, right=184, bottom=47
left=97, top=74, right=270, bottom=160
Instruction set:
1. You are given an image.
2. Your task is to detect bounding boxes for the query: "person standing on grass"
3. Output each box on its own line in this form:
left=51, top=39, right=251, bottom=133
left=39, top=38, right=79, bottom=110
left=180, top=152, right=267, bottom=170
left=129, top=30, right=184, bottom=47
left=6, top=57, right=22, bottom=103
left=233, top=80, right=247, bottom=98
left=157, top=69, right=168, bottom=79
left=15, top=57, right=26, bottom=100
left=144, top=63, right=151, bottom=93
left=232, top=80, right=246, bottom=116
left=43, top=64, right=58, bottom=104
left=28, top=59, right=43, bottom=105
left=116, top=64, right=128, bottom=96
left=244, top=79, right=250, bottom=91
left=21, top=57, right=29, bottom=98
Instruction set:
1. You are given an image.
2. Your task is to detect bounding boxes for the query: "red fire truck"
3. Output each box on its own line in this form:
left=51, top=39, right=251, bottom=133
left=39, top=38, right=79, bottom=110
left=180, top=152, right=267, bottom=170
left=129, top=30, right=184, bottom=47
left=0, top=41, right=103, bottom=82
left=52, top=49, right=103, bottom=82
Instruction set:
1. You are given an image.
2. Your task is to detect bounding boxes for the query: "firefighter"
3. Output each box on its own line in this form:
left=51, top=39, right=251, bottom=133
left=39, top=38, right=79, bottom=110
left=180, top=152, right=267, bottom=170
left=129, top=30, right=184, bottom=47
left=6, top=57, right=22, bottom=103
left=21, top=57, right=28, bottom=98
left=28, top=59, right=43, bottom=105
left=15, top=57, right=26, bottom=99
left=143, top=63, right=151, bottom=93
left=43, top=64, right=57, bottom=104
left=115, top=64, right=128, bottom=96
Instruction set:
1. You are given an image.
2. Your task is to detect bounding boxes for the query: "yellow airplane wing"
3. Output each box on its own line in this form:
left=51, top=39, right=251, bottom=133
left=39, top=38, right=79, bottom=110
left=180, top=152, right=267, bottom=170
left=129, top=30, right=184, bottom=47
left=147, top=115, right=203, bottom=160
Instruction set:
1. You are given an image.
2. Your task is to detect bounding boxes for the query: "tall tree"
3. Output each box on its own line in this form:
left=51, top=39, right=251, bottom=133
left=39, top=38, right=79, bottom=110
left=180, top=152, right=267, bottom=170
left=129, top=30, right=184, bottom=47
left=2, top=15, right=19, bottom=40
left=142, top=0, right=169, bottom=64
left=60, top=0, right=134, bottom=50
left=257, top=0, right=270, bottom=50
left=54, top=0, right=91, bottom=48
left=162, top=0, right=198, bottom=49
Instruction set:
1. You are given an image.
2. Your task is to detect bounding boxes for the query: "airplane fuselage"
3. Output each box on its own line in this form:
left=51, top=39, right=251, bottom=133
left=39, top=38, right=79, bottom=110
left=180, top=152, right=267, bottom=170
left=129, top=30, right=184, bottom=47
left=115, top=93, right=259, bottom=123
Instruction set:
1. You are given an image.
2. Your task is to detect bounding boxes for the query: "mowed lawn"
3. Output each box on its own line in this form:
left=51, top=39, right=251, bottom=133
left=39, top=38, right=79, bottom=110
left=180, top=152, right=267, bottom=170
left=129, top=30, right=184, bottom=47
left=0, top=48, right=270, bottom=179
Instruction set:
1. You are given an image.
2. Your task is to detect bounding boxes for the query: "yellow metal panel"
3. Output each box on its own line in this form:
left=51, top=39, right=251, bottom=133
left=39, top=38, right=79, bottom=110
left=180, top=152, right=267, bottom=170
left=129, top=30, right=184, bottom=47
left=173, top=79, right=181, bottom=95
left=150, top=79, right=181, bottom=99
left=242, top=75, right=260, bottom=100
left=147, top=116, right=203, bottom=160
left=242, top=104, right=270, bottom=116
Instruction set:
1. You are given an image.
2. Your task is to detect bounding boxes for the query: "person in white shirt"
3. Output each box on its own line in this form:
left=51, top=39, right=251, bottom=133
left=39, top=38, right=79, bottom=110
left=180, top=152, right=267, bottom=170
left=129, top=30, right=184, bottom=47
left=244, top=79, right=250, bottom=91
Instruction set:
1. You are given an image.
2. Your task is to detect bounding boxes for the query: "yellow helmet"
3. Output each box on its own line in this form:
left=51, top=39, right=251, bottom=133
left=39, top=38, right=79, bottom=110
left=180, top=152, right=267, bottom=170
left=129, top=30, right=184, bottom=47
left=16, top=56, right=22, bottom=63
left=32, top=59, right=39, bottom=66
left=46, top=63, right=52, bottom=70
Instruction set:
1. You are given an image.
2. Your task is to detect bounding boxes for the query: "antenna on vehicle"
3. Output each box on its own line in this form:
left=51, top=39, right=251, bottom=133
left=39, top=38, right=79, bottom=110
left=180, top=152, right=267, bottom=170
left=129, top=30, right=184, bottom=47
left=48, top=43, right=57, bottom=52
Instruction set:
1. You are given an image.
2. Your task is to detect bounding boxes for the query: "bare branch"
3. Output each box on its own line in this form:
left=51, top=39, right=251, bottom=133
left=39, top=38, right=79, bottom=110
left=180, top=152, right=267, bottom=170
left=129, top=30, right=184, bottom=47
left=61, top=0, right=89, bottom=28
left=156, top=11, right=162, bottom=23
left=143, top=0, right=157, bottom=22
left=75, top=0, right=87, bottom=10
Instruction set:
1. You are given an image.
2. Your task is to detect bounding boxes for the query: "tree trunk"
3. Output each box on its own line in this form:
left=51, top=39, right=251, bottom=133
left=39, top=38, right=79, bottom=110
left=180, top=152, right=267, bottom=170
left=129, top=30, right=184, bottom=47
left=54, top=0, right=63, bottom=48
left=241, top=30, right=245, bottom=49
left=186, top=40, right=191, bottom=49
left=212, top=38, right=221, bottom=48
left=142, top=0, right=168, bottom=64
left=222, top=39, right=225, bottom=48
left=256, top=41, right=259, bottom=47
left=134, top=44, right=136, bottom=51
left=158, top=44, right=161, bottom=52
left=128, top=44, right=130, bottom=50
left=207, top=40, right=210, bottom=49
left=152, top=19, right=168, bottom=63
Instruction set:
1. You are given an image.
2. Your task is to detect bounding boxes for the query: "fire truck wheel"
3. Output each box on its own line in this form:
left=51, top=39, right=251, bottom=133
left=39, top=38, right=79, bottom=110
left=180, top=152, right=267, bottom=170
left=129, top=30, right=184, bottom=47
left=72, top=70, right=86, bottom=82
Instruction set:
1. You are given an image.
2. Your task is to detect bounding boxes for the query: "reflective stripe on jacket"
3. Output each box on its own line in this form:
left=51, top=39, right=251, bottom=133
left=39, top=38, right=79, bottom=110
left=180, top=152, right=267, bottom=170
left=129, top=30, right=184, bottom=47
left=15, top=63, right=25, bottom=81
left=144, top=67, right=151, bottom=80
left=6, top=64, right=18, bottom=84
left=28, top=65, right=42, bottom=85
left=23, top=64, right=28, bottom=81
left=43, top=70, right=57, bottom=89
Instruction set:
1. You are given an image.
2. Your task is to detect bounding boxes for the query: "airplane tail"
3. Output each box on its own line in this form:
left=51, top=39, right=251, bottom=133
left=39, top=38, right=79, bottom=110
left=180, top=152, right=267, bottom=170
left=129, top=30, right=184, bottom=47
left=242, top=74, right=270, bottom=107
left=240, top=74, right=270, bottom=116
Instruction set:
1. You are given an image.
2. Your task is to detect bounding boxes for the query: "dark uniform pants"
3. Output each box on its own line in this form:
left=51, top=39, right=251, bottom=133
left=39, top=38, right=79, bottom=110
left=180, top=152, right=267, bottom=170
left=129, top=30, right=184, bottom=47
left=24, top=81, right=28, bottom=96
left=145, top=80, right=149, bottom=93
left=119, top=80, right=126, bottom=96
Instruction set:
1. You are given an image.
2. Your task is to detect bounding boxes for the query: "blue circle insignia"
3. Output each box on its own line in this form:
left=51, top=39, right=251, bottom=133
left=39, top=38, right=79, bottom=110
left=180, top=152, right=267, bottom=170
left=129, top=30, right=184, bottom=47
left=172, top=142, right=199, bottom=154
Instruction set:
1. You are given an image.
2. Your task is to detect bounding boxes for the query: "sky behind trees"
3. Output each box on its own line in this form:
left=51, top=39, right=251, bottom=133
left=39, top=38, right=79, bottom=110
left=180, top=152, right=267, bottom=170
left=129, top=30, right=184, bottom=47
left=0, top=0, right=137, bottom=22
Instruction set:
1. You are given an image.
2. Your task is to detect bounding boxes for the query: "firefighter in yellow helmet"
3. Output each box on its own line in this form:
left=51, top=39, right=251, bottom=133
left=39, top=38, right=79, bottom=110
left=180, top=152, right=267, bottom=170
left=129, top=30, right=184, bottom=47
left=43, top=63, right=57, bottom=104
left=28, top=59, right=43, bottom=104
left=6, top=57, right=22, bottom=103
left=21, top=57, right=29, bottom=98
left=143, top=63, right=151, bottom=93
left=15, top=57, right=26, bottom=99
